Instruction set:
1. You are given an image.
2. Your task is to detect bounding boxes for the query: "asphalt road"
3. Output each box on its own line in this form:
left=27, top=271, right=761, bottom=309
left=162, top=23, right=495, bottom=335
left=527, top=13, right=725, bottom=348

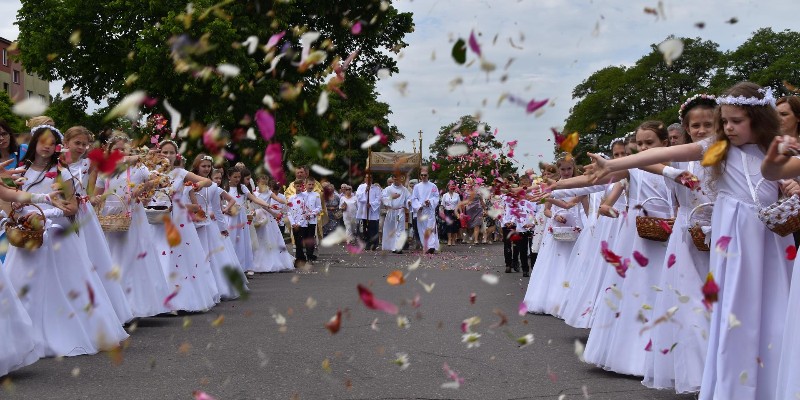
left=2, top=243, right=695, bottom=400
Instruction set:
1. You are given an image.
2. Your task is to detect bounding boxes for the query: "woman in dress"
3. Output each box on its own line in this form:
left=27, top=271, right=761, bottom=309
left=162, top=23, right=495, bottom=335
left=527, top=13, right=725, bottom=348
left=6, top=125, right=129, bottom=357
left=96, top=136, right=173, bottom=317
left=339, top=184, right=358, bottom=244
left=441, top=182, right=461, bottom=246
left=188, top=153, right=247, bottom=299
left=0, top=120, right=22, bottom=169
left=457, top=181, right=486, bottom=245
left=148, top=140, right=219, bottom=311
left=322, top=182, right=342, bottom=237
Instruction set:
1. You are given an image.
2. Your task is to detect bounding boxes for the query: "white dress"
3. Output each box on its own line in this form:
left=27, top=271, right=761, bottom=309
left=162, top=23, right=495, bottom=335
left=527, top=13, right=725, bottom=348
left=6, top=167, right=129, bottom=357
left=558, top=183, right=624, bottom=328
left=251, top=190, right=294, bottom=272
left=101, top=165, right=172, bottom=317
left=699, top=143, right=792, bottom=400
left=340, top=195, right=358, bottom=242
left=193, top=184, right=247, bottom=299
left=584, top=169, right=672, bottom=376
left=555, top=191, right=600, bottom=317
left=228, top=185, right=254, bottom=270
left=0, top=263, right=43, bottom=375
left=643, top=161, right=712, bottom=393
left=67, top=159, right=134, bottom=324
left=523, top=201, right=583, bottom=316
left=149, top=168, right=218, bottom=311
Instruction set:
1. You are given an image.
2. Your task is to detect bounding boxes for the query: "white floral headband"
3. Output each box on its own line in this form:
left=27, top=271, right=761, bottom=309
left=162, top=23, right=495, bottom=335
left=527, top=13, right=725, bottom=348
left=716, top=87, right=776, bottom=108
left=679, top=94, right=717, bottom=122
left=30, top=124, right=63, bottom=141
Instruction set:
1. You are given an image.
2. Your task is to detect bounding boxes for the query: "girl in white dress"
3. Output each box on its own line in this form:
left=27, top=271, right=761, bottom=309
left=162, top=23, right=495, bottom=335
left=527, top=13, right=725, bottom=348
left=523, top=156, right=587, bottom=316
left=148, top=140, right=218, bottom=311
left=188, top=154, right=247, bottom=300
left=224, top=166, right=274, bottom=273
left=642, top=95, right=716, bottom=393
left=6, top=125, right=129, bottom=357
left=96, top=136, right=172, bottom=317
left=591, top=82, right=792, bottom=400
left=252, top=175, right=293, bottom=273
left=62, top=126, right=134, bottom=324
left=340, top=184, right=359, bottom=244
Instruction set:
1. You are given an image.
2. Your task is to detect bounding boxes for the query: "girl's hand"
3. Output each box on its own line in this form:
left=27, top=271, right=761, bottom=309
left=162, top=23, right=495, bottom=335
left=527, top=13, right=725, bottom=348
left=585, top=153, right=612, bottom=183
left=555, top=215, right=567, bottom=224
left=598, top=204, right=619, bottom=218
left=220, top=230, right=229, bottom=237
left=766, top=135, right=797, bottom=166
left=781, top=179, right=800, bottom=197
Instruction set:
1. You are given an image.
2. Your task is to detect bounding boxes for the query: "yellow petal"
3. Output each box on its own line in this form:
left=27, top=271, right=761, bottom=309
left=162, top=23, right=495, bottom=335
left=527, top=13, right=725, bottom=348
left=701, top=140, right=729, bottom=167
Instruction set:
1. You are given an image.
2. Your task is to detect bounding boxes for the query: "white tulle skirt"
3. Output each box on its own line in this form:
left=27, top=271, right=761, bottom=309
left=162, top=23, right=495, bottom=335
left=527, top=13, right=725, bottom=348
left=195, top=220, right=248, bottom=300
left=252, top=212, right=294, bottom=273
left=6, top=225, right=129, bottom=357
left=151, top=207, right=219, bottom=312
left=77, top=203, right=134, bottom=323
left=523, top=219, right=579, bottom=316
left=104, top=204, right=172, bottom=317
left=0, top=266, right=43, bottom=375
left=229, top=210, right=254, bottom=271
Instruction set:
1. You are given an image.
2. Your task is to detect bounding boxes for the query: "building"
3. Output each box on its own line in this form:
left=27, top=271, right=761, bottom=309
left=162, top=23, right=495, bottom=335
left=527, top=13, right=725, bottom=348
left=0, top=36, right=50, bottom=104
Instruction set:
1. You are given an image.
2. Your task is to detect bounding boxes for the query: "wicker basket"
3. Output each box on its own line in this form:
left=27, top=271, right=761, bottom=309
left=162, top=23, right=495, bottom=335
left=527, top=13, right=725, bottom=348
left=551, top=225, right=580, bottom=242
left=6, top=203, right=46, bottom=250
left=635, top=197, right=675, bottom=242
left=687, top=202, right=713, bottom=252
left=758, top=195, right=800, bottom=237
left=192, top=192, right=211, bottom=227
left=145, top=189, right=173, bottom=224
left=96, top=193, right=131, bottom=232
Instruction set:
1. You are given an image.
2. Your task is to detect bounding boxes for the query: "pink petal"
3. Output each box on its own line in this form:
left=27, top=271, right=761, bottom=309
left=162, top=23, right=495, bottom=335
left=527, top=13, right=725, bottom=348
left=264, top=143, right=285, bottom=185
left=468, top=30, right=481, bottom=56
left=633, top=250, right=649, bottom=267
left=518, top=301, right=527, bottom=316
left=351, top=21, right=362, bottom=35
left=645, top=339, right=653, bottom=352
left=357, top=284, right=399, bottom=315
left=715, top=236, right=732, bottom=252
left=265, top=31, right=286, bottom=50
left=374, top=126, right=388, bottom=144
left=526, top=99, right=548, bottom=113
left=667, top=253, right=676, bottom=268
left=255, top=109, right=275, bottom=141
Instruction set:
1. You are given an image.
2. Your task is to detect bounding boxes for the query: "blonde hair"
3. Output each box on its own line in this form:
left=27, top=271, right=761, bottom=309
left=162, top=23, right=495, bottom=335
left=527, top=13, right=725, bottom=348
left=64, top=126, right=94, bottom=143
left=27, top=116, right=55, bottom=127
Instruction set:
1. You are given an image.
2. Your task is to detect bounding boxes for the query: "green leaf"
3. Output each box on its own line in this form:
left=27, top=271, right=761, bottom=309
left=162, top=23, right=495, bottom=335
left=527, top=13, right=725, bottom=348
left=293, top=135, right=323, bottom=159
left=452, top=38, right=467, bottom=65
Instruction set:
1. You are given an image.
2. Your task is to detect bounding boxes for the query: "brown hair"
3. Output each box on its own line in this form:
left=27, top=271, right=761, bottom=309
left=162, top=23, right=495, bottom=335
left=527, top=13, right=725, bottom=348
left=710, top=81, right=780, bottom=181
left=64, top=126, right=94, bottom=143
left=190, top=153, right=213, bottom=177
left=637, top=120, right=669, bottom=143
left=777, top=96, right=800, bottom=136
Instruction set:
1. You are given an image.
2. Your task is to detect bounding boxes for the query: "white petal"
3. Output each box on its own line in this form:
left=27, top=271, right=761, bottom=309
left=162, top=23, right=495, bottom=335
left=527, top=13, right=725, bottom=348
left=242, top=35, right=259, bottom=55
left=574, top=340, right=585, bottom=361
left=217, top=63, right=241, bottom=78
left=246, top=127, right=257, bottom=140
left=320, top=226, right=347, bottom=247
left=311, top=164, right=333, bottom=176
left=377, top=68, right=391, bottom=79
left=163, top=99, right=181, bottom=138
left=481, top=273, right=499, bottom=285
left=658, top=38, right=684, bottom=66
left=11, top=97, right=48, bottom=117
left=407, top=257, right=421, bottom=271
left=106, top=90, right=147, bottom=121
left=360, top=135, right=381, bottom=149
left=262, top=94, right=275, bottom=109
left=316, top=91, right=329, bottom=116
left=446, top=144, right=469, bottom=157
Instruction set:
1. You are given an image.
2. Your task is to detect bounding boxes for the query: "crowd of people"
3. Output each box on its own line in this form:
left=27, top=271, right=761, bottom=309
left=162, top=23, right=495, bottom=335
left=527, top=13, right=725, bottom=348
left=512, top=82, right=800, bottom=399
left=4, top=79, right=800, bottom=400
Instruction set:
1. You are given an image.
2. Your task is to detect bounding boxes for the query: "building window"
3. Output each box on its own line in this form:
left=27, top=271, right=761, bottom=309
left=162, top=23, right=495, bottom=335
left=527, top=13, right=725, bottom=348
left=39, top=94, right=46, bottom=102
left=1, top=49, right=6, bottom=66
left=12, top=70, right=20, bottom=84
left=27, top=91, right=33, bottom=98
left=2, top=83, right=8, bottom=93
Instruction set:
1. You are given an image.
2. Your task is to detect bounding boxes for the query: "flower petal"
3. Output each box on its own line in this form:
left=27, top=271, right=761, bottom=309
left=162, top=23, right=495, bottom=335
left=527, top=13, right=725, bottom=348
left=255, top=109, right=275, bottom=141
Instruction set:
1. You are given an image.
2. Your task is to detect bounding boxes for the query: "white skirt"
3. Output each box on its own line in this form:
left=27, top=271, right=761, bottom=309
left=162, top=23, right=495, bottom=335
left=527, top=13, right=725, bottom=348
left=77, top=203, right=134, bottom=323
left=229, top=210, right=254, bottom=270
left=252, top=215, right=294, bottom=273
left=0, top=266, right=43, bottom=375
left=524, top=218, right=578, bottom=316
left=642, top=209, right=710, bottom=393
left=553, top=221, right=598, bottom=320
left=700, top=195, right=792, bottom=400
left=105, top=204, right=172, bottom=317
left=6, top=227, right=129, bottom=357
left=195, top=220, right=248, bottom=300
left=151, top=207, right=219, bottom=312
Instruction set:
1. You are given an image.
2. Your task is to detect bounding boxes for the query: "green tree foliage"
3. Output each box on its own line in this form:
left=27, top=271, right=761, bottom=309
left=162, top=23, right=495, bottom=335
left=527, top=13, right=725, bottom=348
left=714, top=28, right=800, bottom=93
left=564, top=37, right=722, bottom=164
left=0, top=91, right=27, bottom=133
left=15, top=0, right=413, bottom=178
left=427, top=115, right=515, bottom=185
left=45, top=94, right=103, bottom=133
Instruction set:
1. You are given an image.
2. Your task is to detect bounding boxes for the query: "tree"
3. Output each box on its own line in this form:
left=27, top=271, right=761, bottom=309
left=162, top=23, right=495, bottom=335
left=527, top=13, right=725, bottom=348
left=427, top=115, right=515, bottom=185
left=15, top=0, right=413, bottom=178
left=45, top=94, right=102, bottom=133
left=0, top=91, right=27, bottom=133
left=564, top=37, right=723, bottom=164
left=715, top=28, right=800, bottom=94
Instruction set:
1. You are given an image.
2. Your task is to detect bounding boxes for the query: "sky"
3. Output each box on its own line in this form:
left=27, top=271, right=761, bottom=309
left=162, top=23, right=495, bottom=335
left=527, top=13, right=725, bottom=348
left=2, top=0, right=800, bottom=172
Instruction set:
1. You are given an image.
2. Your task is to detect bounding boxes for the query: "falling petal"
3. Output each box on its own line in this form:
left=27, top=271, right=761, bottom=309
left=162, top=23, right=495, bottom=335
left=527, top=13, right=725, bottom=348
left=468, top=30, right=481, bottom=56
left=164, top=216, right=181, bottom=247
left=526, top=99, right=548, bottom=114
left=481, top=273, right=499, bottom=285
left=728, top=313, right=741, bottom=330
left=163, top=287, right=179, bottom=308
left=357, top=284, right=398, bottom=314
left=407, top=258, right=421, bottom=271
left=316, top=91, right=329, bottom=116
left=451, top=38, right=467, bottom=65
left=216, top=63, right=241, bottom=78
left=518, top=301, right=527, bottom=316
left=574, top=340, right=585, bottom=361
left=419, top=280, right=435, bottom=293
left=311, top=164, right=333, bottom=176
left=163, top=99, right=181, bottom=139
left=211, top=315, right=225, bottom=327
left=320, top=227, right=347, bottom=247
left=787, top=245, right=797, bottom=260
left=11, top=97, right=48, bottom=117
left=351, top=21, right=362, bottom=35
left=447, top=144, right=469, bottom=157
left=701, top=140, right=729, bottom=167
left=265, top=31, right=286, bottom=51
left=667, top=253, right=676, bottom=268
left=325, top=310, right=342, bottom=334
left=193, top=391, right=217, bottom=400
left=633, top=251, right=649, bottom=267
left=242, top=35, right=259, bottom=55
left=386, top=270, right=405, bottom=286
left=255, top=109, right=275, bottom=141
left=263, top=143, right=285, bottom=185
left=657, top=38, right=684, bottom=66
left=106, top=91, right=147, bottom=121
left=715, top=236, right=732, bottom=253
left=645, top=339, right=653, bottom=352
left=702, top=272, right=719, bottom=310
left=360, top=135, right=381, bottom=149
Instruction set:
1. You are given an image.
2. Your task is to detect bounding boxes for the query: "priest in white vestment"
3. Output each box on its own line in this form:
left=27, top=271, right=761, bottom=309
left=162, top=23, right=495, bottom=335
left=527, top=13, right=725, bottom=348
left=381, top=174, right=410, bottom=253
left=410, top=167, right=440, bottom=254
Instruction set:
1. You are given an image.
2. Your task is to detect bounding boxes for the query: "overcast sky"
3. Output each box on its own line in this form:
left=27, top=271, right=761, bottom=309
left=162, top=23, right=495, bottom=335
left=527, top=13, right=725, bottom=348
left=3, top=0, right=800, bottom=171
